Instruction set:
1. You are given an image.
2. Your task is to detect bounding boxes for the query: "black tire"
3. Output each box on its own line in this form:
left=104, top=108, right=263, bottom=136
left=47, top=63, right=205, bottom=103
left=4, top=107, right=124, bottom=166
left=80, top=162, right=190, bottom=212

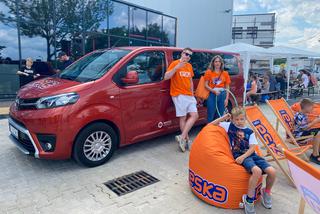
left=73, top=122, right=118, bottom=167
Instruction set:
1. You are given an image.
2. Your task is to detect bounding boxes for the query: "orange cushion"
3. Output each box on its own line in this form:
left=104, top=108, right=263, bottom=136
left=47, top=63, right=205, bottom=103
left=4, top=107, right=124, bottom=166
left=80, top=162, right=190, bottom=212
left=189, top=124, right=262, bottom=209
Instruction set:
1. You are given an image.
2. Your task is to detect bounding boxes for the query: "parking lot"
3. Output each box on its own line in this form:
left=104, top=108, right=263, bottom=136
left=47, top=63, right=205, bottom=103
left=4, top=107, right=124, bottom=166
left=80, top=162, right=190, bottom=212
left=0, top=104, right=316, bottom=214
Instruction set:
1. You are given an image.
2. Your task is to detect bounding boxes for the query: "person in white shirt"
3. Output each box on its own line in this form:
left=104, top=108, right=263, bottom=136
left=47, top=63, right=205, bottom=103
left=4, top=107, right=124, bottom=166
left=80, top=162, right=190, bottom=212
left=300, top=70, right=309, bottom=88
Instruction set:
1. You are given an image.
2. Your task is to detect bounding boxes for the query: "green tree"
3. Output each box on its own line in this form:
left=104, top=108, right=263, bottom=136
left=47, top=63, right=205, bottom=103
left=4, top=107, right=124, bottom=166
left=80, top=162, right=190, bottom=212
left=0, top=0, right=113, bottom=61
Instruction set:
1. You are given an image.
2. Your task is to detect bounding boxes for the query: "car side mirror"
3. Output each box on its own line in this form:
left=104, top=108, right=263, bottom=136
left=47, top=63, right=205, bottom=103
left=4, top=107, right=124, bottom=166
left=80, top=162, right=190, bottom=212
left=121, top=70, right=139, bottom=85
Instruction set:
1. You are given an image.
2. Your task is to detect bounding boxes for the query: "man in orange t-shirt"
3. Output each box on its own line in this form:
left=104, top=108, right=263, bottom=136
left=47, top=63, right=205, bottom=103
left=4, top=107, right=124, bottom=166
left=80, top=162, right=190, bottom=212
left=164, top=47, right=199, bottom=152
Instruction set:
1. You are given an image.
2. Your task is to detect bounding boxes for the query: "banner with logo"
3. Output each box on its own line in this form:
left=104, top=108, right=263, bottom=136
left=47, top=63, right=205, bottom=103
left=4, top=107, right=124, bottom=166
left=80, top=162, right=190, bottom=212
left=284, top=149, right=320, bottom=213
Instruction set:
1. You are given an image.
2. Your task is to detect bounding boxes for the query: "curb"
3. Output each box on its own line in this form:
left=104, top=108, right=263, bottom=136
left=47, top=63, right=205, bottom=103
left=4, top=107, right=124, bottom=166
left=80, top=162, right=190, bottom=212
left=0, top=114, right=9, bottom=120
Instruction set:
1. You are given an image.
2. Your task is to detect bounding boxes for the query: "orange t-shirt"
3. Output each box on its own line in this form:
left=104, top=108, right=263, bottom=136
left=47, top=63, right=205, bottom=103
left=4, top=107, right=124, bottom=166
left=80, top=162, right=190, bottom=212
left=204, top=69, right=231, bottom=89
left=166, top=59, right=194, bottom=96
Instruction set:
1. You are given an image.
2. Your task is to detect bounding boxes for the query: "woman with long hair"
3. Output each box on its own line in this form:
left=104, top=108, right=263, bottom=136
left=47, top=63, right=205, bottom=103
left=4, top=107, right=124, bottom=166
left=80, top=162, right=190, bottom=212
left=204, top=55, right=231, bottom=123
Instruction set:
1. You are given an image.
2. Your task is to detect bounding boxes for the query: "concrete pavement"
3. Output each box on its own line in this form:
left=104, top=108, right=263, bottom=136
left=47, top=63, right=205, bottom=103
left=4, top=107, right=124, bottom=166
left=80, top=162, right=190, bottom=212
left=0, top=103, right=317, bottom=214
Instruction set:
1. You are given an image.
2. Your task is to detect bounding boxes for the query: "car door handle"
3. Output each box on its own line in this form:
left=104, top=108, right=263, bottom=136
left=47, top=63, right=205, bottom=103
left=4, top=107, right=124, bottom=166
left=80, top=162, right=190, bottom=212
left=160, top=89, right=168, bottom=92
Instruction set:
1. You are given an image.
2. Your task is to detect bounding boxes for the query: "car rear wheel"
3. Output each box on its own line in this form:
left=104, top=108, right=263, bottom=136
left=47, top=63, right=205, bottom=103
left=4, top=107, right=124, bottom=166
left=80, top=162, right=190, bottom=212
left=73, top=123, right=117, bottom=167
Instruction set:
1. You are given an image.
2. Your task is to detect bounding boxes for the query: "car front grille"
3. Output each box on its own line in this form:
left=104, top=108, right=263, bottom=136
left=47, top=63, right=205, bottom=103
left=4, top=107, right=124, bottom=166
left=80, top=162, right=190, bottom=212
left=16, top=97, right=38, bottom=110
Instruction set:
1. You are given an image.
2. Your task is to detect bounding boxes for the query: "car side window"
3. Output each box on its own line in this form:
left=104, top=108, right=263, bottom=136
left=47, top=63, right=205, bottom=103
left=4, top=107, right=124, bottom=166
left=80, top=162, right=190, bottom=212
left=221, top=54, right=240, bottom=76
left=173, top=51, right=209, bottom=79
left=123, top=51, right=166, bottom=85
left=190, top=52, right=210, bottom=79
left=208, top=53, right=240, bottom=76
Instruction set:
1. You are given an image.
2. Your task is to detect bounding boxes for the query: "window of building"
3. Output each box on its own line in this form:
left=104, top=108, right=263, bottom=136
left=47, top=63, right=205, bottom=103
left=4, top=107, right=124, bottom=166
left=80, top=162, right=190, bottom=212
left=129, top=39, right=147, bottom=46
left=147, top=12, right=162, bottom=44
left=0, top=22, right=20, bottom=98
left=232, top=27, right=243, bottom=39
left=246, top=27, right=258, bottom=39
left=122, top=51, right=166, bottom=85
left=85, top=33, right=109, bottom=53
left=109, top=1, right=129, bottom=37
left=163, top=16, right=176, bottom=46
left=129, top=6, right=146, bottom=40
left=20, top=34, right=48, bottom=61
left=109, top=36, right=129, bottom=47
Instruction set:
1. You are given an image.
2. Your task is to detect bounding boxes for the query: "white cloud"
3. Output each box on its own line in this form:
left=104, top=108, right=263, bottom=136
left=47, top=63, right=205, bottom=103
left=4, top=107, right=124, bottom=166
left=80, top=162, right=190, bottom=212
left=287, top=28, right=320, bottom=52
left=234, top=0, right=320, bottom=52
left=233, top=0, right=251, bottom=12
left=257, top=0, right=277, bottom=11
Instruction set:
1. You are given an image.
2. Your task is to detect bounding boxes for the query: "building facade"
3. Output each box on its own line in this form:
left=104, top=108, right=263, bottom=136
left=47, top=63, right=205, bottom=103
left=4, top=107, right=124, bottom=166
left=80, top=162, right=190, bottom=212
left=0, top=0, right=233, bottom=98
left=128, top=0, right=234, bottom=49
left=232, top=13, right=276, bottom=48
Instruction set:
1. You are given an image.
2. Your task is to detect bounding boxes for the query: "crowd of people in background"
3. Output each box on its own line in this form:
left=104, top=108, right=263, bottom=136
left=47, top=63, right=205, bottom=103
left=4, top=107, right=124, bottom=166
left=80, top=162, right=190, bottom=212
left=246, top=68, right=318, bottom=105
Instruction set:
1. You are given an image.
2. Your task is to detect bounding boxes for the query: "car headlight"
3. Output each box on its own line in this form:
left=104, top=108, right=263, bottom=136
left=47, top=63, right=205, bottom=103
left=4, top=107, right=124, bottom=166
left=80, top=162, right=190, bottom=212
left=36, top=92, right=79, bottom=109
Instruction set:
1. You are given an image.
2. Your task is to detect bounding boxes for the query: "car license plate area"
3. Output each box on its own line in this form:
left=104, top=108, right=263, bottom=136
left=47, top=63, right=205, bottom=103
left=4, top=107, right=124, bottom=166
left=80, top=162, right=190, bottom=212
left=9, top=125, right=19, bottom=139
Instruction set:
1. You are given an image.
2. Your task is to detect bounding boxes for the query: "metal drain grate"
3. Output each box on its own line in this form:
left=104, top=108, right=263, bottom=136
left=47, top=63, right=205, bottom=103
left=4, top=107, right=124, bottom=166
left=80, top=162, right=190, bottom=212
left=104, top=170, right=159, bottom=196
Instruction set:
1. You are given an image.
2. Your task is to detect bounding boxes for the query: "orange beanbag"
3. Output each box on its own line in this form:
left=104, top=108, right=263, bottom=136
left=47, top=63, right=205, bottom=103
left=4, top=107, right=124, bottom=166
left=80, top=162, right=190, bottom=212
left=291, top=102, right=320, bottom=129
left=189, top=124, right=262, bottom=209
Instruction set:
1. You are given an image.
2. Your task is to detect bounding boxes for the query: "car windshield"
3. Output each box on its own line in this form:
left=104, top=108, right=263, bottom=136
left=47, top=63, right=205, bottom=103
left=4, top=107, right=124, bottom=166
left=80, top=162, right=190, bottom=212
left=58, top=49, right=131, bottom=82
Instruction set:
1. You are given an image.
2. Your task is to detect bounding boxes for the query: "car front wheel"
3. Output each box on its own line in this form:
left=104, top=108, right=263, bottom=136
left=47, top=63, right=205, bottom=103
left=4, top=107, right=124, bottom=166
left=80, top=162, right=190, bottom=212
left=73, top=123, right=117, bottom=167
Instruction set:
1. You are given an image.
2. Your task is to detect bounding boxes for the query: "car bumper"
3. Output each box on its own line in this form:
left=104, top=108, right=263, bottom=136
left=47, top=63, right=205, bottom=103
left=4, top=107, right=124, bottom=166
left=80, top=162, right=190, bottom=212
left=9, top=104, right=77, bottom=160
left=8, top=117, right=39, bottom=158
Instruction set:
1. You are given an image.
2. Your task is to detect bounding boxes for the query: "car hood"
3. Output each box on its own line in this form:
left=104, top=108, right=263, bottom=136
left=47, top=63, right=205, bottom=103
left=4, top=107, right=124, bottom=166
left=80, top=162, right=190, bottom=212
left=17, top=77, right=93, bottom=99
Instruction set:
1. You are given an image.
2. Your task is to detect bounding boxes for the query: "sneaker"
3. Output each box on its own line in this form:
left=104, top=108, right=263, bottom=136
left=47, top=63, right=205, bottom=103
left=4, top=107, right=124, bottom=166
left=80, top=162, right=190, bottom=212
left=310, top=154, right=320, bottom=165
left=175, top=135, right=186, bottom=152
left=186, top=139, right=192, bottom=150
left=261, top=188, right=272, bottom=209
left=242, top=195, right=256, bottom=214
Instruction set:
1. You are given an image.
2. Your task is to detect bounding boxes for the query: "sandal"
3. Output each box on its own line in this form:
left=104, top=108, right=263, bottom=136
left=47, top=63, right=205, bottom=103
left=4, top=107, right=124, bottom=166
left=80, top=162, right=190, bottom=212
left=310, top=154, right=320, bottom=165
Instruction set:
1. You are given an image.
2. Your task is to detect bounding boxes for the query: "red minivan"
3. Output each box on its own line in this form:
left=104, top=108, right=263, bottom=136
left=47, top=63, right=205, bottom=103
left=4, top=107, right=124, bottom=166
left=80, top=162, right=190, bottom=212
left=9, top=47, right=244, bottom=167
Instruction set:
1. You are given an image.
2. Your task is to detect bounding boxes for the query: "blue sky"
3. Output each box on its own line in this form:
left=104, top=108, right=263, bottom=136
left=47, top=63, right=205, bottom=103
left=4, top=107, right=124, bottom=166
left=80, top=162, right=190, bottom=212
left=234, top=0, right=320, bottom=52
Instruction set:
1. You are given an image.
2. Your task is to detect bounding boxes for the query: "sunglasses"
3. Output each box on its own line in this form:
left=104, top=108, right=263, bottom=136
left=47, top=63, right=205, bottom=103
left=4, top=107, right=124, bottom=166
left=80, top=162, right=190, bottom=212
left=183, top=52, right=192, bottom=57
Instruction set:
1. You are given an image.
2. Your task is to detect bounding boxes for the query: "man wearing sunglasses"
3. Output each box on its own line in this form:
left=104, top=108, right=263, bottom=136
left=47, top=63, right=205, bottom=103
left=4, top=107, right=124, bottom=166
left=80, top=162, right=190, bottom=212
left=164, top=47, right=199, bottom=152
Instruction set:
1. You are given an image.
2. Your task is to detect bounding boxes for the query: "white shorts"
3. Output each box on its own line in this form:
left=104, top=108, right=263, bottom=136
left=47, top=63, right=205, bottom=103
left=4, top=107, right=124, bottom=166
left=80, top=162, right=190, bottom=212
left=172, top=95, right=198, bottom=117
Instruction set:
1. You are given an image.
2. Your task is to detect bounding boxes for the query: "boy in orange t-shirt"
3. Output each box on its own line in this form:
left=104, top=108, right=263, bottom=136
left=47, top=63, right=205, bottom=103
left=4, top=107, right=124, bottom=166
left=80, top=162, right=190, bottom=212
left=164, top=48, right=199, bottom=152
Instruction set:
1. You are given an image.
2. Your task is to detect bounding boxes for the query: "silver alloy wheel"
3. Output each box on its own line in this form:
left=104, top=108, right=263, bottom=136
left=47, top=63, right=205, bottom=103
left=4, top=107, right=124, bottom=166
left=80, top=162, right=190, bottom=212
left=83, top=131, right=112, bottom=161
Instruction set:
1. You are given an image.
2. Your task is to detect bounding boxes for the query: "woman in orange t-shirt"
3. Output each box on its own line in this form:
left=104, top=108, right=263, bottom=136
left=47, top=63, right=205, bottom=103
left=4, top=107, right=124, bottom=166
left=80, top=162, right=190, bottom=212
left=204, top=55, right=231, bottom=122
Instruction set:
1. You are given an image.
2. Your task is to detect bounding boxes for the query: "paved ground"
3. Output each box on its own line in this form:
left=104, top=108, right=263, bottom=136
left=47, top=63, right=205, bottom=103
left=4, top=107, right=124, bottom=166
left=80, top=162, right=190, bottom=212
left=0, top=102, right=317, bottom=214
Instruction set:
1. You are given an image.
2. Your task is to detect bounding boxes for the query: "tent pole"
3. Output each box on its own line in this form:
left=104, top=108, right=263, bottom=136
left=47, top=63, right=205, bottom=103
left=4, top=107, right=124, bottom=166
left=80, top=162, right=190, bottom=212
left=243, top=53, right=251, bottom=106
left=286, top=57, right=291, bottom=100
left=270, top=57, right=274, bottom=73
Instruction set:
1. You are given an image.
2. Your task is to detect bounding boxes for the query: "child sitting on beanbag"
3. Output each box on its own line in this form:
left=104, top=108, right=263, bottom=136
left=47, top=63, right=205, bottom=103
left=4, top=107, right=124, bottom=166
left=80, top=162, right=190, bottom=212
left=211, top=107, right=276, bottom=214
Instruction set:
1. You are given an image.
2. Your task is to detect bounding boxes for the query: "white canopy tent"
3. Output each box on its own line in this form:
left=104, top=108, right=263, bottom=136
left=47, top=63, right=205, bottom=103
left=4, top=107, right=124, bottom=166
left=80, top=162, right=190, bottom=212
left=212, top=43, right=275, bottom=104
left=213, top=43, right=320, bottom=102
left=268, top=46, right=320, bottom=58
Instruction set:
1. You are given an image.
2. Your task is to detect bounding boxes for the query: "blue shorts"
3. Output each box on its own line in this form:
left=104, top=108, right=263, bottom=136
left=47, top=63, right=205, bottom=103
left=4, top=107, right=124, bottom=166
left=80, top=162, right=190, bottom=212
left=233, top=153, right=271, bottom=173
